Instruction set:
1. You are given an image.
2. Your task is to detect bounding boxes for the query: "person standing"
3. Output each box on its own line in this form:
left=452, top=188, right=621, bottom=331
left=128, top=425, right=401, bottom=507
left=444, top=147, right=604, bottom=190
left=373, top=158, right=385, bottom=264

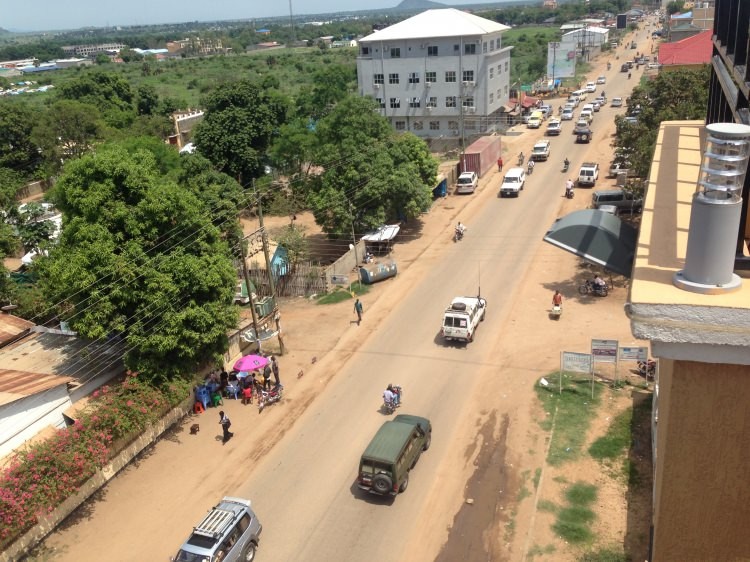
left=271, top=356, right=281, bottom=386
left=262, top=362, right=272, bottom=391
left=354, top=298, right=363, bottom=325
left=219, top=410, right=233, bottom=442
left=497, top=156, right=503, bottom=172
left=552, top=290, right=563, bottom=307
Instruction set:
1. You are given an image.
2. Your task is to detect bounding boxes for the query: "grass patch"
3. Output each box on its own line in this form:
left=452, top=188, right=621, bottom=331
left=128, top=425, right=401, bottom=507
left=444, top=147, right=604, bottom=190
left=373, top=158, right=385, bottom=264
left=517, top=485, right=532, bottom=502
left=534, top=373, right=602, bottom=465
left=532, top=467, right=542, bottom=490
left=316, top=282, right=369, bottom=305
left=579, top=546, right=630, bottom=561
left=552, top=475, right=568, bottom=484
left=538, top=499, right=558, bottom=513
left=528, top=543, right=556, bottom=557
left=552, top=481, right=598, bottom=545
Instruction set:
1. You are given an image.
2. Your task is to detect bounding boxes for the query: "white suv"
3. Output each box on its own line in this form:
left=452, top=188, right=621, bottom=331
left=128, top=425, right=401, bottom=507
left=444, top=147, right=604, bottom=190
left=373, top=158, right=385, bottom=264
left=456, top=171, right=478, bottom=194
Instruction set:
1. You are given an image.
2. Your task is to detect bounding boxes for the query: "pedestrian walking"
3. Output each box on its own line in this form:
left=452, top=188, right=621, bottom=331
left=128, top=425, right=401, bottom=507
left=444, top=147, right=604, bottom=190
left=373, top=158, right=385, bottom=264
left=497, top=157, right=503, bottom=172
left=219, top=410, right=233, bottom=443
left=354, top=298, right=363, bottom=325
left=263, top=362, right=272, bottom=391
left=271, top=356, right=281, bottom=386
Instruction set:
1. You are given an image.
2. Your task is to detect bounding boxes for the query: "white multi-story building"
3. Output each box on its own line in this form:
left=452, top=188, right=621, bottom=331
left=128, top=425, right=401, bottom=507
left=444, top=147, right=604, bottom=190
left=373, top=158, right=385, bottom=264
left=356, top=9, right=512, bottom=140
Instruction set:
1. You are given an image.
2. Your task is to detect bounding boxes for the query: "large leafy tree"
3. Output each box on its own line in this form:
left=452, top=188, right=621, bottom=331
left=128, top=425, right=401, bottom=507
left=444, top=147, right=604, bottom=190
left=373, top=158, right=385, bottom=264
left=56, top=71, right=135, bottom=128
left=193, top=80, right=289, bottom=184
left=31, top=99, right=103, bottom=173
left=0, top=101, right=40, bottom=173
left=38, top=142, right=238, bottom=384
left=308, top=95, right=435, bottom=236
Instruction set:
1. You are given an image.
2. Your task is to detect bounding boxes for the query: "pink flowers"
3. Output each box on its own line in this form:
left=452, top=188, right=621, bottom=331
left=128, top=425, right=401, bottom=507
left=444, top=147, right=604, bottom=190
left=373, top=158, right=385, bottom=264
left=0, top=377, right=191, bottom=549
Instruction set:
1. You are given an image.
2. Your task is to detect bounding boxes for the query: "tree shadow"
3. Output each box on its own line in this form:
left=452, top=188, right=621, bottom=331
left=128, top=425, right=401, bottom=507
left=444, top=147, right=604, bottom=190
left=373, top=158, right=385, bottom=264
left=540, top=260, right=628, bottom=305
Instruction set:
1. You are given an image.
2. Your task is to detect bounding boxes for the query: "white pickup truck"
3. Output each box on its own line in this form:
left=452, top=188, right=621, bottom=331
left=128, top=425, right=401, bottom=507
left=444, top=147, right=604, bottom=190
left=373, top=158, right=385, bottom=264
left=578, top=162, right=599, bottom=187
left=442, top=296, right=487, bottom=343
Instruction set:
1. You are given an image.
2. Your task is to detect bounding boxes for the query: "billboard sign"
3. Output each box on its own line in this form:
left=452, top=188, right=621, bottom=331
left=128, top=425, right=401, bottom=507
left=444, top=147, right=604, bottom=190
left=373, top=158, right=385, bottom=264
left=617, top=14, right=627, bottom=29
left=591, top=339, right=618, bottom=363
left=547, top=42, right=576, bottom=79
left=561, top=352, right=593, bottom=373
left=618, top=346, right=649, bottom=362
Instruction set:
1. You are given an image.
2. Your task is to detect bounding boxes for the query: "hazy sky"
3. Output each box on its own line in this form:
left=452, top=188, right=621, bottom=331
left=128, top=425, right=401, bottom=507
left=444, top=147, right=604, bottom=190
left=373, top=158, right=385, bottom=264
left=2, top=0, right=485, bottom=32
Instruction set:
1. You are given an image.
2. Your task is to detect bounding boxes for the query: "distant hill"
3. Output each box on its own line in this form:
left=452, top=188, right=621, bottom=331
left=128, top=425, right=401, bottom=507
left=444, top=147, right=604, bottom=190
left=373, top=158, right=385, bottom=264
left=394, top=0, right=446, bottom=11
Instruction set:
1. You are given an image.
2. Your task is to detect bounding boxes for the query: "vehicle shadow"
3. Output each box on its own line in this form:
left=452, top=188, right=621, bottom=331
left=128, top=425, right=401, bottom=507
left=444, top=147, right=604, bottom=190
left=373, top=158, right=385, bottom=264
left=432, top=331, right=469, bottom=348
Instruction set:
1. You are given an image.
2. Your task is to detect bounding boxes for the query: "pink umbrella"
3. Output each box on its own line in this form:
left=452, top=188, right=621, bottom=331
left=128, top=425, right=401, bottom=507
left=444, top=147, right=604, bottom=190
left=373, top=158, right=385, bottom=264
left=233, top=354, right=269, bottom=372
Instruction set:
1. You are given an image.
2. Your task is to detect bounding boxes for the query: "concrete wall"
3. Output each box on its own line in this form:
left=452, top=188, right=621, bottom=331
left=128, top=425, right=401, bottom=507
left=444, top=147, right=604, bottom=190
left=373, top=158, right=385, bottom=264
left=323, top=240, right=366, bottom=292
left=0, top=386, right=72, bottom=459
left=652, top=359, right=750, bottom=560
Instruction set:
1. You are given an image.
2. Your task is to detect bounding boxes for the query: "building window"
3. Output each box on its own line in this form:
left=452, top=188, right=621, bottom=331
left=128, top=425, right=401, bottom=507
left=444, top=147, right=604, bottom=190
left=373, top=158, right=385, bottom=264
left=445, top=71, right=456, bottom=83
left=489, top=93, right=494, bottom=104
left=376, top=98, right=386, bottom=109
left=462, top=97, right=475, bottom=109
left=428, top=46, right=438, bottom=56
left=483, top=42, right=487, bottom=53
left=413, top=121, right=423, bottom=130
left=389, top=73, right=399, bottom=84
left=374, top=73, right=384, bottom=85
left=497, top=88, right=502, bottom=99
left=448, top=120, right=459, bottom=130
left=454, top=44, right=460, bottom=52
left=430, top=121, right=440, bottom=130
left=391, top=47, right=401, bottom=58
left=505, top=61, right=509, bottom=72
left=490, top=39, right=495, bottom=51
left=361, top=46, right=370, bottom=56
left=409, top=97, right=421, bottom=108
left=489, top=67, right=494, bottom=79
left=504, top=85, right=508, bottom=94
left=408, top=72, right=420, bottom=84
left=464, top=43, right=476, bottom=55
left=390, top=98, right=401, bottom=108
left=462, top=70, right=474, bottom=82
left=466, top=120, right=477, bottom=130
left=426, top=71, right=436, bottom=83
left=395, top=120, right=406, bottom=130
left=446, top=96, right=457, bottom=108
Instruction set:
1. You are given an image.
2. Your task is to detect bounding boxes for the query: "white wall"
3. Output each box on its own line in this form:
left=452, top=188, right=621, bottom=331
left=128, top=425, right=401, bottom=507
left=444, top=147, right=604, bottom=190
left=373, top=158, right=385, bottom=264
left=0, top=386, right=71, bottom=459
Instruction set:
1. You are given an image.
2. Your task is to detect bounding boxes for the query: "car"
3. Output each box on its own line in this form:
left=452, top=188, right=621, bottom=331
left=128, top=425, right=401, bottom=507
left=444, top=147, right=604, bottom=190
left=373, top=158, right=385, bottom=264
left=647, top=62, right=662, bottom=69
left=594, top=96, right=606, bottom=107
left=358, top=414, right=432, bottom=496
left=574, top=119, right=590, bottom=133
left=592, top=101, right=601, bottom=112
left=499, top=167, right=526, bottom=197
left=627, top=60, right=635, bottom=69
left=546, top=119, right=562, bottom=135
left=173, top=497, right=262, bottom=562
left=521, top=113, right=531, bottom=124
left=609, top=160, right=633, bottom=178
left=596, top=75, right=606, bottom=84
left=611, top=97, right=624, bottom=107
left=561, top=108, right=574, bottom=120
left=585, top=81, right=597, bottom=93
left=539, top=104, right=553, bottom=118
left=527, top=116, right=542, bottom=129
left=621, top=63, right=630, bottom=72
left=592, top=188, right=643, bottom=213
left=531, top=140, right=551, bottom=161
left=579, top=110, right=593, bottom=123
left=623, top=116, right=639, bottom=125
left=575, top=127, right=593, bottom=143
left=456, top=171, right=478, bottom=194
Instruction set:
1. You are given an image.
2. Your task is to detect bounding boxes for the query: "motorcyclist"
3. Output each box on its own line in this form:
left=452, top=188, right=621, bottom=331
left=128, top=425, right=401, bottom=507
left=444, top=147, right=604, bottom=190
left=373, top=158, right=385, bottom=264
left=628, top=72, right=632, bottom=79
left=565, top=179, right=574, bottom=197
left=527, top=159, right=535, bottom=173
left=518, top=152, right=525, bottom=165
left=563, top=157, right=570, bottom=170
left=455, top=221, right=466, bottom=240
left=593, top=275, right=607, bottom=289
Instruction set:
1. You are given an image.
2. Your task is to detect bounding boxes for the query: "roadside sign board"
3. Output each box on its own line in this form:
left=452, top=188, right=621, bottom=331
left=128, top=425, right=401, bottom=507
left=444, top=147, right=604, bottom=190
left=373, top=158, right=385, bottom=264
left=330, top=274, right=348, bottom=285
left=561, top=352, right=592, bottom=373
left=591, top=339, right=618, bottom=363
left=618, top=346, right=648, bottom=362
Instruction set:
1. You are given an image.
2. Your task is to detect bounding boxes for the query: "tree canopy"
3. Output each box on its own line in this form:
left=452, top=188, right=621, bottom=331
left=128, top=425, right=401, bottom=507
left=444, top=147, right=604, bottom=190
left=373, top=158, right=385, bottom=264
left=308, top=95, right=436, bottom=236
left=38, top=142, right=239, bottom=383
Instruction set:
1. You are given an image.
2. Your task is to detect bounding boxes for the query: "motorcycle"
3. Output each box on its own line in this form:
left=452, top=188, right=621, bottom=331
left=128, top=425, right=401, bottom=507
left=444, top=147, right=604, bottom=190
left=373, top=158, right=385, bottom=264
left=607, top=62, right=611, bottom=70
left=518, top=152, right=525, bottom=166
left=550, top=304, right=562, bottom=320
left=638, top=360, right=657, bottom=380
left=382, top=385, right=403, bottom=414
left=527, top=161, right=535, bottom=175
left=628, top=72, right=632, bottom=79
left=578, top=280, right=609, bottom=297
left=565, top=186, right=575, bottom=199
left=258, top=383, right=284, bottom=413
left=453, top=226, right=466, bottom=242
left=562, top=160, right=570, bottom=173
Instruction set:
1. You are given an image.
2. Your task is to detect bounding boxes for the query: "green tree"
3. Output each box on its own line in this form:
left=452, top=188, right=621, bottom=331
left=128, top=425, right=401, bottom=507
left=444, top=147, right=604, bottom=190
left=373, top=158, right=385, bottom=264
left=136, top=84, right=159, bottom=115
left=0, top=101, right=40, bottom=173
left=15, top=202, right=54, bottom=254
left=308, top=95, right=435, bottom=236
left=666, top=1, right=685, bottom=15
left=194, top=79, right=289, bottom=183
left=38, top=142, right=238, bottom=383
left=56, top=71, right=135, bottom=128
left=31, top=100, right=102, bottom=173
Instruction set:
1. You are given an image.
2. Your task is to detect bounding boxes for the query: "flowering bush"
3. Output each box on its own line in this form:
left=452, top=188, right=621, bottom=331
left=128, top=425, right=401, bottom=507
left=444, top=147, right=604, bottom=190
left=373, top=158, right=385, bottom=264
left=0, top=375, right=191, bottom=548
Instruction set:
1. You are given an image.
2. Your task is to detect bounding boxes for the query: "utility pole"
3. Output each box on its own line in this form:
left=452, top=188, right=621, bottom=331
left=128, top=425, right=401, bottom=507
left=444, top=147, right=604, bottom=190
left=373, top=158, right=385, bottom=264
left=240, top=240, right=261, bottom=352
left=349, top=200, right=361, bottom=285
left=289, top=0, right=296, bottom=43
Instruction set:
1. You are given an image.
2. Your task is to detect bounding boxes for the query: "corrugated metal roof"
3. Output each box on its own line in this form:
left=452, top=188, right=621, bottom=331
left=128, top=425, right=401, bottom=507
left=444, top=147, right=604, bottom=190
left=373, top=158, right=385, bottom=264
left=563, top=26, right=610, bottom=36
left=360, top=9, right=510, bottom=42
left=0, top=369, right=73, bottom=407
left=0, top=315, right=34, bottom=348
left=659, top=30, right=712, bottom=65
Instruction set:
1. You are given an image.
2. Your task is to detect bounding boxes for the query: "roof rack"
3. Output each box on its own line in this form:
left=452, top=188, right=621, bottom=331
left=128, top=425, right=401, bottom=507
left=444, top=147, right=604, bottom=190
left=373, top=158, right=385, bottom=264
left=194, top=507, right=235, bottom=539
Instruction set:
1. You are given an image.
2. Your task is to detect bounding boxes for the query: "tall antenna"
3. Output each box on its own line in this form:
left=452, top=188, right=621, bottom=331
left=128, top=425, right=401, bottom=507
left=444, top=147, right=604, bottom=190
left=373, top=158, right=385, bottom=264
left=289, top=0, right=296, bottom=43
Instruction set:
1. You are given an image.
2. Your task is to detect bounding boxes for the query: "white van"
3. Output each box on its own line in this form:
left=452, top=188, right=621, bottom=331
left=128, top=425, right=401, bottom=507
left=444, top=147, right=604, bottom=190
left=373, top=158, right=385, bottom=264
left=572, top=89, right=588, bottom=101
left=442, top=296, right=487, bottom=343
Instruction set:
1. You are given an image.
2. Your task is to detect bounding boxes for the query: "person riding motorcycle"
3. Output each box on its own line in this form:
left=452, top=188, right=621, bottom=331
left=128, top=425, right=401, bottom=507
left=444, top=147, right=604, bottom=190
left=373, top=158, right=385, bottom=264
left=455, top=221, right=466, bottom=240
left=563, top=157, right=570, bottom=171
left=593, top=275, right=607, bottom=290
left=565, top=179, right=574, bottom=198
left=628, top=72, right=632, bottom=79
left=527, top=159, right=535, bottom=173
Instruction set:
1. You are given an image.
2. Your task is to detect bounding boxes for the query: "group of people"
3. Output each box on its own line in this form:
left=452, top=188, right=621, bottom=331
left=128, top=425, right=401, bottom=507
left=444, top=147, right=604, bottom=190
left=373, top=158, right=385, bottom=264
left=552, top=276, right=606, bottom=308
left=383, top=384, right=401, bottom=408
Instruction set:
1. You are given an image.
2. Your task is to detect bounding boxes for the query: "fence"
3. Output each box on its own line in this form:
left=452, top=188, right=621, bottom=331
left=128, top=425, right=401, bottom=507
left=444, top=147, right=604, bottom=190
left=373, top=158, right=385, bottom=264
left=248, top=261, right=327, bottom=298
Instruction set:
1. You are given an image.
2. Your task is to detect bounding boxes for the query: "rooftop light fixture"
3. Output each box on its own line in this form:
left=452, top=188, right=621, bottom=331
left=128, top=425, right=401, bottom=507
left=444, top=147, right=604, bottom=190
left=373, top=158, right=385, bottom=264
left=674, top=122, right=750, bottom=294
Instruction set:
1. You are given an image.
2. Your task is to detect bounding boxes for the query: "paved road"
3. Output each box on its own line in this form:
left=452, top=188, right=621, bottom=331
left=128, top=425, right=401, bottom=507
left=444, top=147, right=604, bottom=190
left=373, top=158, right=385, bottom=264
left=232, top=65, right=640, bottom=562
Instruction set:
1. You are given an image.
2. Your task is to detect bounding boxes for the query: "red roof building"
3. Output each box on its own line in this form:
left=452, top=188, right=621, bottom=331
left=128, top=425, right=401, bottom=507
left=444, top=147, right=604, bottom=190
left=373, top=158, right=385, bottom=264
left=658, top=30, right=712, bottom=68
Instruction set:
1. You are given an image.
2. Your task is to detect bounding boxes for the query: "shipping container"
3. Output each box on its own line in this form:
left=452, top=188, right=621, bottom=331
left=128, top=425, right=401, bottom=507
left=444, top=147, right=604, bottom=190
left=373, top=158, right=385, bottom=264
left=460, top=136, right=502, bottom=178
